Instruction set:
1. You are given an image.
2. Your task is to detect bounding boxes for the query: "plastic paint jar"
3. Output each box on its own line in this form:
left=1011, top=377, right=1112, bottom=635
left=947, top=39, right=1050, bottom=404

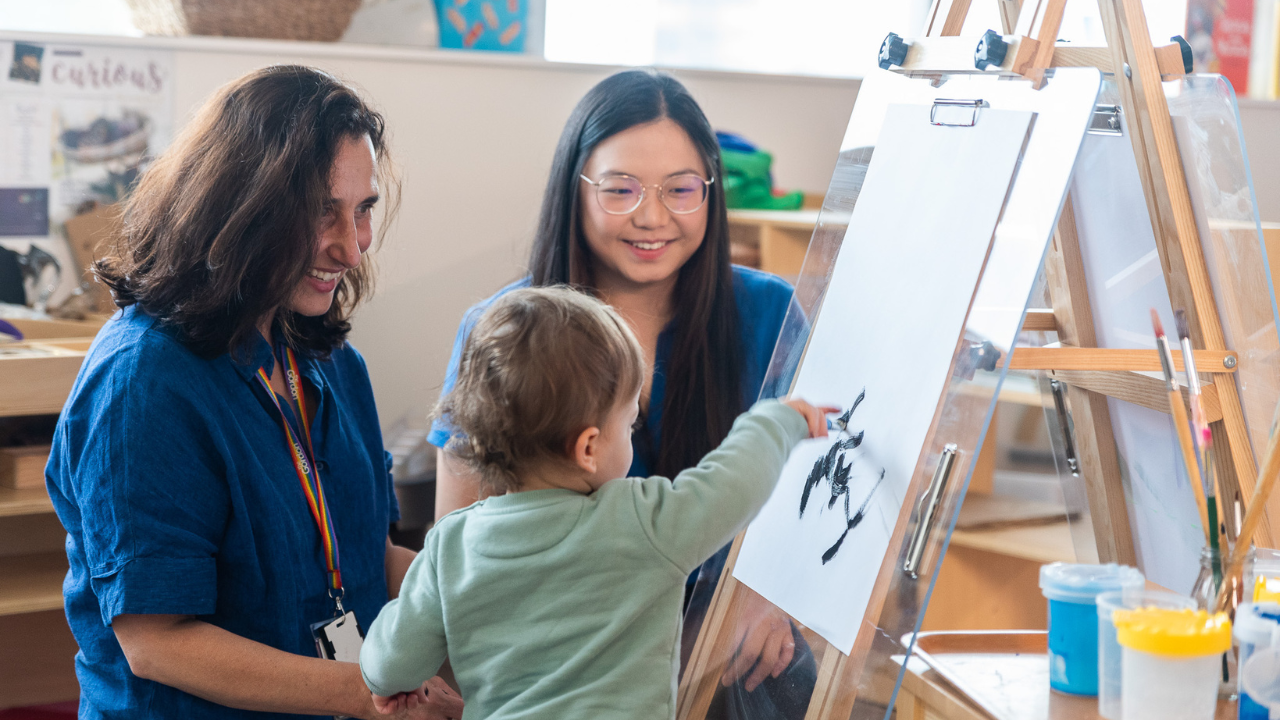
left=1240, top=647, right=1280, bottom=720
left=1234, top=603, right=1280, bottom=719
left=1114, top=607, right=1231, bottom=720
left=1096, top=589, right=1198, bottom=720
left=1245, top=548, right=1280, bottom=603
left=1040, top=562, right=1145, bottom=695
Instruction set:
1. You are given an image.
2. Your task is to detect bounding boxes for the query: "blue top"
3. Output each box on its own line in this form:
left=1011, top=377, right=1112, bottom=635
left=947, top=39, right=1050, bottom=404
left=428, top=265, right=795, bottom=477
left=46, top=306, right=399, bottom=720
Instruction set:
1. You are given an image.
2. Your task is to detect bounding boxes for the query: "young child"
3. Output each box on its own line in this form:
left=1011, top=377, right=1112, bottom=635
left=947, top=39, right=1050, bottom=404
left=359, top=286, right=830, bottom=719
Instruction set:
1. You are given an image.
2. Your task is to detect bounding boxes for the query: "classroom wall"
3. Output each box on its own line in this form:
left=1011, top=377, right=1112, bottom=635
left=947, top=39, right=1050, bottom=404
left=1240, top=99, right=1280, bottom=221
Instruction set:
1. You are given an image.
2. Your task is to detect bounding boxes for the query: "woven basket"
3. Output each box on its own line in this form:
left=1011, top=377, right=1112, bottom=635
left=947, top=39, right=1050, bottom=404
left=126, top=0, right=363, bottom=42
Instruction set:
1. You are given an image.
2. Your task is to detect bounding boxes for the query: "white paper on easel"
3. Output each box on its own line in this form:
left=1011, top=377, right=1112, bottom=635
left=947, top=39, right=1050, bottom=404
left=732, top=103, right=1034, bottom=655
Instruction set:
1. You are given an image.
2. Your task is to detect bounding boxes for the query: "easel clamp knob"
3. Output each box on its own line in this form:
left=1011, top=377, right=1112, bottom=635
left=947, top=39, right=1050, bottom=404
left=879, top=32, right=910, bottom=71
left=974, top=30, right=1009, bottom=71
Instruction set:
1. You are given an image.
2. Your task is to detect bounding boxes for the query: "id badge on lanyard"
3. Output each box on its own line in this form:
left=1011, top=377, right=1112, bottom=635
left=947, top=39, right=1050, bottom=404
left=256, top=345, right=365, bottom=669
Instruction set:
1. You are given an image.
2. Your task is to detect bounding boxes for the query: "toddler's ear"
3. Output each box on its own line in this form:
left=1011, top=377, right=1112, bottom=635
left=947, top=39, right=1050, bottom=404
left=572, top=426, right=602, bottom=474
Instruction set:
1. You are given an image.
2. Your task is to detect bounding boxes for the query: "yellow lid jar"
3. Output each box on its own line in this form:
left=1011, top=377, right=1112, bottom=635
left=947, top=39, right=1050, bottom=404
left=1112, top=608, right=1230, bottom=720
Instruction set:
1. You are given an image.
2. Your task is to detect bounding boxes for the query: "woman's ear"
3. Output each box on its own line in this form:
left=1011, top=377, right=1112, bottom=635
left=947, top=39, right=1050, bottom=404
left=572, top=426, right=601, bottom=474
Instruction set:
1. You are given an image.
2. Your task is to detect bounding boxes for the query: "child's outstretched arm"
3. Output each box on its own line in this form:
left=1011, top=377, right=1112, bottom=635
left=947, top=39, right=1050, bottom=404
left=359, top=546, right=448, bottom=703
left=629, top=398, right=833, bottom=574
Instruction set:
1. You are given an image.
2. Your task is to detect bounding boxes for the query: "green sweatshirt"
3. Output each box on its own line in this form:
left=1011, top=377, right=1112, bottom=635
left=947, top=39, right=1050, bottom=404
left=360, top=400, right=807, bottom=719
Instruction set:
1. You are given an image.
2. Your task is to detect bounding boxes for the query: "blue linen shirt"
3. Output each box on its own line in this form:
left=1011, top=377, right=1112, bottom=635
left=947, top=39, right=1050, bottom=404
left=46, top=306, right=399, bottom=720
left=428, top=265, right=795, bottom=477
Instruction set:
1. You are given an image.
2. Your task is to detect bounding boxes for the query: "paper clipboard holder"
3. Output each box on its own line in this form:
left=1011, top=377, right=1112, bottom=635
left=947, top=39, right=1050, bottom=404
left=930, top=99, right=987, bottom=127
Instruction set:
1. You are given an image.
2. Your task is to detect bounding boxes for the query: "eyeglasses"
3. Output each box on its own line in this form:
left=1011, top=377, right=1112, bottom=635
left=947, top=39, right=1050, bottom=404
left=579, top=173, right=715, bottom=215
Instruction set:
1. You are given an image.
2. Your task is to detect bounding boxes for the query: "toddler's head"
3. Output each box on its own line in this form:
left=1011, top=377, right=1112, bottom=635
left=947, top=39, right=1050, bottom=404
left=437, top=286, right=645, bottom=494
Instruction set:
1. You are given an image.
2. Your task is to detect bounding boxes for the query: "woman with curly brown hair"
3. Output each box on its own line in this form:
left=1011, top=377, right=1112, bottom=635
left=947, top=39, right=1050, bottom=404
left=45, top=65, right=461, bottom=720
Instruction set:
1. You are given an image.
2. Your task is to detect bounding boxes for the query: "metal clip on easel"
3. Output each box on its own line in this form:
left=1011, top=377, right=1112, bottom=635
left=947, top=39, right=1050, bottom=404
left=904, top=444, right=959, bottom=579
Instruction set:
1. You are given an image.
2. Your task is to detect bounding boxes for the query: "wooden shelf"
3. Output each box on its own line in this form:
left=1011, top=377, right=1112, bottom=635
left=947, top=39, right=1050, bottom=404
left=0, top=552, right=67, bottom=616
left=727, top=208, right=827, bottom=277
left=0, top=485, right=55, bottom=518
left=949, top=520, right=1076, bottom=565
left=0, top=340, right=92, bottom=418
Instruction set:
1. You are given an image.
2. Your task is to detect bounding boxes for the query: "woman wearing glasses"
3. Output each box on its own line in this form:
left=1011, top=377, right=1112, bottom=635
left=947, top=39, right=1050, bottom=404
left=429, top=69, right=813, bottom=716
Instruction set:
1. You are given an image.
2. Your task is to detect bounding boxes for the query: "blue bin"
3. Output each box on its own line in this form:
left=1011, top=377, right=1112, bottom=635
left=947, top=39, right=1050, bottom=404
left=1040, top=562, right=1144, bottom=696
left=438, top=0, right=527, bottom=52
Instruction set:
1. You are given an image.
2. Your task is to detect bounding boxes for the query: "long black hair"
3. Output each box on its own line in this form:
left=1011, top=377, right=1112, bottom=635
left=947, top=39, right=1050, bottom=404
left=529, top=69, right=741, bottom=477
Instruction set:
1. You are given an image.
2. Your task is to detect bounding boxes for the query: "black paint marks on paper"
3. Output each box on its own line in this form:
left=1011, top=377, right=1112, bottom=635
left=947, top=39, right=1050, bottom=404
left=799, top=388, right=887, bottom=564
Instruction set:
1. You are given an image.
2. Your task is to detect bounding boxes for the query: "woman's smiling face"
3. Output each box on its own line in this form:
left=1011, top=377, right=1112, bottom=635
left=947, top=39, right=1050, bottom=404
left=577, top=117, right=710, bottom=292
left=286, top=134, right=379, bottom=318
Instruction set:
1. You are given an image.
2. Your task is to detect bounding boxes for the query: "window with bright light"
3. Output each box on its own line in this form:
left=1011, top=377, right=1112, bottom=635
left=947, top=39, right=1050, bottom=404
left=0, top=0, right=141, bottom=36
left=544, top=0, right=1192, bottom=78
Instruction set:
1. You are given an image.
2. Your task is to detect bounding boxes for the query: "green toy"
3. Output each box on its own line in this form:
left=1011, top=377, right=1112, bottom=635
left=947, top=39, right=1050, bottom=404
left=720, top=147, right=804, bottom=211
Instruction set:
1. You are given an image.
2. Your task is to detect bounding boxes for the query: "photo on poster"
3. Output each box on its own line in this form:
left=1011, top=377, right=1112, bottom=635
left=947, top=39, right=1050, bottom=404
left=8, top=42, right=43, bottom=84
left=0, top=188, right=50, bottom=236
left=731, top=103, right=1034, bottom=655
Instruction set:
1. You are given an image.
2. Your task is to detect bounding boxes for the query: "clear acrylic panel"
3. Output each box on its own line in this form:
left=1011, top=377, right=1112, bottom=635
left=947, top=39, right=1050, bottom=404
left=1052, top=73, right=1280, bottom=595
left=677, top=67, right=1101, bottom=720
left=1166, top=74, right=1280, bottom=481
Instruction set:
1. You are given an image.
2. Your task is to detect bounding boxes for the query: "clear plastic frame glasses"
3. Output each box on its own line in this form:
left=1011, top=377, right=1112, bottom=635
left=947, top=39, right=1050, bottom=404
left=579, top=172, right=715, bottom=215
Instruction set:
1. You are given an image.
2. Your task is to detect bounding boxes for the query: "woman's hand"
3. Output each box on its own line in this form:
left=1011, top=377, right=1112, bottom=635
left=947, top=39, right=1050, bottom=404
left=719, top=586, right=796, bottom=692
left=415, top=677, right=464, bottom=720
left=366, top=677, right=463, bottom=720
left=364, top=677, right=464, bottom=720
left=372, top=686, right=427, bottom=715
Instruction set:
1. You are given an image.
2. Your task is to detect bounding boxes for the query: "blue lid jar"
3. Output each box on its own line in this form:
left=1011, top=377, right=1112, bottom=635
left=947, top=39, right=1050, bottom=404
left=1040, top=563, right=1144, bottom=697
left=1040, top=562, right=1145, bottom=604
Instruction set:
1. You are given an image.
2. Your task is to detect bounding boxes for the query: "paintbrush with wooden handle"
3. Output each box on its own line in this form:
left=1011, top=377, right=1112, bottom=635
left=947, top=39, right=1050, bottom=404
left=1176, top=310, right=1228, bottom=575
left=1153, top=309, right=1211, bottom=544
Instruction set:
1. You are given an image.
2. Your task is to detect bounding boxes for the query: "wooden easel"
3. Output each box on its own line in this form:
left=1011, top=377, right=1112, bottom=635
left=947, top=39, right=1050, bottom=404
left=676, top=1, right=1278, bottom=718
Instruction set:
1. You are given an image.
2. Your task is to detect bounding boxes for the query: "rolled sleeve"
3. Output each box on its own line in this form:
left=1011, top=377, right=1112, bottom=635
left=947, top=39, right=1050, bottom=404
left=91, top=556, right=218, bottom=625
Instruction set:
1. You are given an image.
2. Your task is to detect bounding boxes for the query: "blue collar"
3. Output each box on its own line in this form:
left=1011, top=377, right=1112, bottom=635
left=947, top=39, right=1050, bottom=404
left=231, top=328, right=328, bottom=395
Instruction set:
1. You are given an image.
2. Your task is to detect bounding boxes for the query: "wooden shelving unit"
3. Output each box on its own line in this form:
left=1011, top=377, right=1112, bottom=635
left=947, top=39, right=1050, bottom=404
left=0, top=552, right=68, bottom=616
left=0, top=317, right=104, bottom=709
left=0, top=485, right=56, bottom=518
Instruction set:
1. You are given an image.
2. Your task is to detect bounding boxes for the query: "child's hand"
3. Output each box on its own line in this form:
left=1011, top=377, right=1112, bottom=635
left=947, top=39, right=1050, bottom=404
left=782, top=398, right=841, bottom=439
left=371, top=684, right=429, bottom=715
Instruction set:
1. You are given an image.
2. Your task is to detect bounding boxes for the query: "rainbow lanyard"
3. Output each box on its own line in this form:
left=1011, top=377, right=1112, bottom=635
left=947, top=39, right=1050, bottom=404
left=256, top=344, right=345, bottom=614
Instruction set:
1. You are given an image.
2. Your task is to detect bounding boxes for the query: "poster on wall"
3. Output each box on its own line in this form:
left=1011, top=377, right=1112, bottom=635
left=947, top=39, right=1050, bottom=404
left=1186, top=0, right=1253, bottom=94
left=0, top=39, right=173, bottom=311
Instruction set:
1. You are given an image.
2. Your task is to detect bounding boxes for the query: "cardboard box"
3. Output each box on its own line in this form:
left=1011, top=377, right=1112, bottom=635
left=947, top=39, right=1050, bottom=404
left=62, top=202, right=122, bottom=313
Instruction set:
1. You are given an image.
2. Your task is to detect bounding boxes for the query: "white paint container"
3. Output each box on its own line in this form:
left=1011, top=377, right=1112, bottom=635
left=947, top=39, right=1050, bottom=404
left=1095, top=589, right=1197, bottom=720
left=1114, top=607, right=1232, bottom=720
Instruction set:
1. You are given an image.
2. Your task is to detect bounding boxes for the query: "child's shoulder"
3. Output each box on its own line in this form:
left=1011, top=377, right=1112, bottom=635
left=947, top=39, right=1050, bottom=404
left=592, top=475, right=675, bottom=514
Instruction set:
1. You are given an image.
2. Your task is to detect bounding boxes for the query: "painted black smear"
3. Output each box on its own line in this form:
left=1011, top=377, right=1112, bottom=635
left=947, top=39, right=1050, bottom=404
left=796, top=388, right=886, bottom=564
left=821, top=469, right=886, bottom=564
